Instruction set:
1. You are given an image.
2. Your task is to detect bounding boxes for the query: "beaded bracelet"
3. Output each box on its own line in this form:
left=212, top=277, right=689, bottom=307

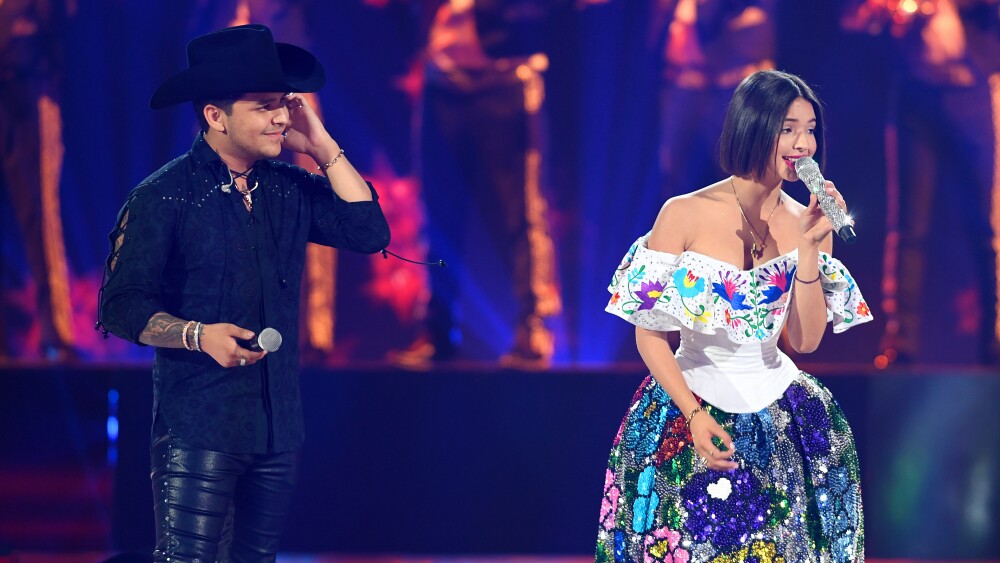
left=317, top=149, right=345, bottom=172
left=794, top=272, right=821, bottom=284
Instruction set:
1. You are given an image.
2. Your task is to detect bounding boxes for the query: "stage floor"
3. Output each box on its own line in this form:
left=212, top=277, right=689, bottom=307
left=3, top=554, right=1000, bottom=563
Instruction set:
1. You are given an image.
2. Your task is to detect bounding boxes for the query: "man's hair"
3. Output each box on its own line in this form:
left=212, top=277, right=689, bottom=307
left=193, top=99, right=237, bottom=132
left=718, top=70, right=826, bottom=181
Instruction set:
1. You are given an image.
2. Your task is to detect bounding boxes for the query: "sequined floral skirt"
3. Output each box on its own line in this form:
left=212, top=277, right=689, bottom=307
left=595, top=372, right=864, bottom=563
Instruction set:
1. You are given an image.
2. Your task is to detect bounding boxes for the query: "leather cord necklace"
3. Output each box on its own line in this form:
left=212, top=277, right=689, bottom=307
left=230, top=166, right=258, bottom=212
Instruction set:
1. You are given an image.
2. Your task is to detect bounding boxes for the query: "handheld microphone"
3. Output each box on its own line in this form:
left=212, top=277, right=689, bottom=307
left=238, top=327, right=283, bottom=352
left=794, top=156, right=857, bottom=244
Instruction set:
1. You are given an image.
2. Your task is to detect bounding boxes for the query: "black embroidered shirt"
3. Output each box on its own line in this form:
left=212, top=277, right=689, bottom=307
left=99, top=133, right=390, bottom=453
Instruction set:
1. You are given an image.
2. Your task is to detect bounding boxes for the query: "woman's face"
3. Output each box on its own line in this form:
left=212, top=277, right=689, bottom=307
left=770, top=97, right=817, bottom=183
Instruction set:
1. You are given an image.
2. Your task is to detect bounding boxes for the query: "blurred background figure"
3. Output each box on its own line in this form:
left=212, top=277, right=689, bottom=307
left=844, top=0, right=1000, bottom=365
left=388, top=0, right=575, bottom=368
left=651, top=0, right=775, bottom=198
left=0, top=0, right=76, bottom=361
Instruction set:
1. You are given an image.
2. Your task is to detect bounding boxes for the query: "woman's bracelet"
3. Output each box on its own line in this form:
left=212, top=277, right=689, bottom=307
left=686, top=406, right=705, bottom=428
left=794, top=271, right=821, bottom=284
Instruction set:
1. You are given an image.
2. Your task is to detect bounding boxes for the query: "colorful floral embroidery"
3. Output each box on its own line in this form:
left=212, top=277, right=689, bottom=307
left=818, top=254, right=872, bottom=331
left=681, top=469, right=770, bottom=548
left=673, top=268, right=705, bottom=298
left=643, top=526, right=690, bottom=563
left=713, top=271, right=752, bottom=311
left=638, top=280, right=667, bottom=311
left=733, top=411, right=776, bottom=469
left=622, top=384, right=674, bottom=456
left=596, top=374, right=864, bottom=562
left=816, top=466, right=862, bottom=563
left=607, top=234, right=873, bottom=341
left=601, top=469, right=621, bottom=531
left=685, top=306, right=712, bottom=324
left=653, top=415, right=692, bottom=467
left=615, top=531, right=627, bottom=561
left=708, top=540, right=787, bottom=563
left=723, top=308, right=739, bottom=328
left=782, top=383, right=832, bottom=457
left=760, top=262, right=795, bottom=305
left=632, top=465, right=660, bottom=533
left=614, top=264, right=711, bottom=326
left=857, top=301, right=870, bottom=317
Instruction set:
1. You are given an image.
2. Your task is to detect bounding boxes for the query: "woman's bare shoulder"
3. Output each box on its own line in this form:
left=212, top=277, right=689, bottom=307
left=649, top=183, right=728, bottom=252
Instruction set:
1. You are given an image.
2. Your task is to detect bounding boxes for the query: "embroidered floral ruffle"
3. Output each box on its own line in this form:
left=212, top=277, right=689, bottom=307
left=606, top=233, right=873, bottom=343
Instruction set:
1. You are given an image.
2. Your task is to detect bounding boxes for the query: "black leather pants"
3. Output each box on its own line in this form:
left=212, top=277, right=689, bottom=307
left=150, top=431, right=299, bottom=562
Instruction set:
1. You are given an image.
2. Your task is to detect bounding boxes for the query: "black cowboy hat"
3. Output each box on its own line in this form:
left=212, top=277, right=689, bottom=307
left=150, top=24, right=325, bottom=109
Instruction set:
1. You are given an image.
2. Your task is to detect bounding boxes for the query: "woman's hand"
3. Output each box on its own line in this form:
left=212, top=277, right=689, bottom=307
left=199, top=323, right=267, bottom=368
left=689, top=410, right=738, bottom=471
left=799, top=180, right=851, bottom=245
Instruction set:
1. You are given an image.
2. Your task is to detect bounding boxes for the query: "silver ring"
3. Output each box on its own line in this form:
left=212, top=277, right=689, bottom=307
left=239, top=356, right=247, bottom=367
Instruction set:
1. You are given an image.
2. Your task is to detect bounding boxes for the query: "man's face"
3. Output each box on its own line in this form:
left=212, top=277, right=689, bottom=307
left=216, top=92, right=289, bottom=163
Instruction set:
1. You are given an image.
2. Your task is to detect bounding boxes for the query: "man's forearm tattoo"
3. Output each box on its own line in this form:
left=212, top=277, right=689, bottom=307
left=139, top=312, right=188, bottom=348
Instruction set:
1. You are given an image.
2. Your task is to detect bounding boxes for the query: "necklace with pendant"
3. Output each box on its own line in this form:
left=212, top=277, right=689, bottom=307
left=235, top=181, right=259, bottom=212
left=730, top=176, right=781, bottom=260
left=230, top=166, right=259, bottom=213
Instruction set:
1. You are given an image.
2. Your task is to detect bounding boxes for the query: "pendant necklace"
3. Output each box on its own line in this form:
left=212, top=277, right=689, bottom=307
left=231, top=166, right=258, bottom=213
left=731, top=176, right=781, bottom=260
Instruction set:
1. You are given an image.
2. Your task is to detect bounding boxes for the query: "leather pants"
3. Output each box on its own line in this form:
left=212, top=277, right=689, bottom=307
left=149, top=431, right=299, bottom=562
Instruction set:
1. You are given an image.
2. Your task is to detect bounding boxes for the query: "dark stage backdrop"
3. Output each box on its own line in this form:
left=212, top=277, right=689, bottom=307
left=1, top=1, right=999, bottom=556
left=0, top=0, right=991, bottom=365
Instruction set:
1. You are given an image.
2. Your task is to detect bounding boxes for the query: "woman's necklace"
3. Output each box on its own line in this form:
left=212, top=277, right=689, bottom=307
left=730, top=176, right=781, bottom=260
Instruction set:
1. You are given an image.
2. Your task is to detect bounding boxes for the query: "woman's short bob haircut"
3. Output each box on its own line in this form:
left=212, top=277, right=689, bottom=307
left=719, top=70, right=826, bottom=181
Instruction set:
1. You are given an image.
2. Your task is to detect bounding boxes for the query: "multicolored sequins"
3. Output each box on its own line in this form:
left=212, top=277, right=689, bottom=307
left=596, top=373, right=864, bottom=562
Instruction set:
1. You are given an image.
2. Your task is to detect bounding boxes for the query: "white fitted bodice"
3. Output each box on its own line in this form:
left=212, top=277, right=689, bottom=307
left=606, top=233, right=873, bottom=412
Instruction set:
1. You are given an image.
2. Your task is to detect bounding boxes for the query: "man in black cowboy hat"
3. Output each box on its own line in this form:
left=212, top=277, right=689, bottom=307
left=98, top=24, right=390, bottom=559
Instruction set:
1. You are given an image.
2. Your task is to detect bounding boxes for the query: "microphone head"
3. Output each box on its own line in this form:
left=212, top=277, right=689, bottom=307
left=257, top=327, right=283, bottom=352
left=793, top=156, right=825, bottom=195
left=793, top=155, right=817, bottom=174
left=838, top=225, right=858, bottom=245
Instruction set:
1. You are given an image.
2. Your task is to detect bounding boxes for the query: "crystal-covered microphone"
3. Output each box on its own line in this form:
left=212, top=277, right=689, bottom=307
left=793, top=156, right=857, bottom=244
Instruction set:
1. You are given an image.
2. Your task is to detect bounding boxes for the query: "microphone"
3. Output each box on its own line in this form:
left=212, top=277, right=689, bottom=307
left=238, top=327, right=283, bottom=352
left=794, top=156, right=857, bottom=244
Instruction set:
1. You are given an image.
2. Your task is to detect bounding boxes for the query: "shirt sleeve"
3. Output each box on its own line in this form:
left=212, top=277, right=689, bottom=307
left=98, top=185, right=177, bottom=344
left=303, top=176, right=391, bottom=254
left=818, top=253, right=874, bottom=333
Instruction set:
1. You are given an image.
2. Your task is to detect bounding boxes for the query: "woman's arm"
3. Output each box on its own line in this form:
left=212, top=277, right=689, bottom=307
left=636, top=326, right=737, bottom=471
left=641, top=197, right=736, bottom=471
left=785, top=182, right=844, bottom=353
